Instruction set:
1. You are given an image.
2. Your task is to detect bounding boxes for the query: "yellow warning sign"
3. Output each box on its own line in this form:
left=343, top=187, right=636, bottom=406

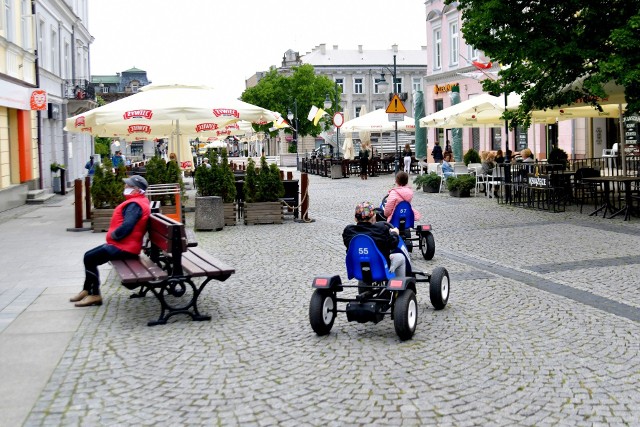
left=386, top=94, right=407, bottom=114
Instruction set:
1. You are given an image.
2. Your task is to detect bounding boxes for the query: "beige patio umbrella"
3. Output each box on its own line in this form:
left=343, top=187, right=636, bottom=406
left=65, top=83, right=278, bottom=170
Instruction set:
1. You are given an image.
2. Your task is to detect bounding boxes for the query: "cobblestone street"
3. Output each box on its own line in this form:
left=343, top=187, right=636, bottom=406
left=19, top=172, right=640, bottom=426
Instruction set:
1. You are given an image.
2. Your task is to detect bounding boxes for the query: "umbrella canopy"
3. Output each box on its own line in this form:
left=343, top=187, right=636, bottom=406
left=65, top=84, right=278, bottom=168
left=342, top=137, right=356, bottom=160
left=343, top=109, right=416, bottom=133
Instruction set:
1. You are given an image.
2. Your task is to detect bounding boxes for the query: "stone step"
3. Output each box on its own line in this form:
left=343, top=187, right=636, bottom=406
left=25, top=191, right=56, bottom=205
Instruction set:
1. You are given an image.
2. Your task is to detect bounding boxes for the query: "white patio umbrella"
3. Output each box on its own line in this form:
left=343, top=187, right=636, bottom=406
left=65, top=83, right=278, bottom=169
left=342, top=108, right=416, bottom=133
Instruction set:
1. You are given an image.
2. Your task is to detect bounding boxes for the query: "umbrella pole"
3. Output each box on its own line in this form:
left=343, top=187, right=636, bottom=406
left=618, top=103, right=627, bottom=176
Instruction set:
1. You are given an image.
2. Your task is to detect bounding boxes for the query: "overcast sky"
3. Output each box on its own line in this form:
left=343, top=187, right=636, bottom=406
left=88, top=0, right=427, bottom=100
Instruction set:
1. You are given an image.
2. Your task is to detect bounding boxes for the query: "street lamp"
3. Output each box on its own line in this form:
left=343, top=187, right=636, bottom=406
left=324, top=84, right=341, bottom=158
left=377, top=54, right=400, bottom=174
left=287, top=99, right=299, bottom=170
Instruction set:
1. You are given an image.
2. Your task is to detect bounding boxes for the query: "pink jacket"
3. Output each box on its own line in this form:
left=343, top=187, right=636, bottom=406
left=384, top=186, right=422, bottom=221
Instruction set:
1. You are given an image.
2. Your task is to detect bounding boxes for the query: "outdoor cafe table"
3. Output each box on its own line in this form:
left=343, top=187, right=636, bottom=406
left=582, top=176, right=640, bottom=221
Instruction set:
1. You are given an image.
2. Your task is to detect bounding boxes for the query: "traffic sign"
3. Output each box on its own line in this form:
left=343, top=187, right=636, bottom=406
left=388, top=113, right=404, bottom=122
left=333, top=112, right=344, bottom=128
left=386, top=94, right=407, bottom=114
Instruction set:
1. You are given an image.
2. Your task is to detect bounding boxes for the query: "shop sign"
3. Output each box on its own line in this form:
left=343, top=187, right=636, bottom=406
left=434, top=83, right=459, bottom=94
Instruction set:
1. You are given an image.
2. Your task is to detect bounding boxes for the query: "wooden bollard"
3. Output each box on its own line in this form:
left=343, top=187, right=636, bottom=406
left=84, top=176, right=92, bottom=220
left=279, top=170, right=284, bottom=180
left=287, top=171, right=293, bottom=180
left=301, top=173, right=309, bottom=221
left=74, top=179, right=83, bottom=228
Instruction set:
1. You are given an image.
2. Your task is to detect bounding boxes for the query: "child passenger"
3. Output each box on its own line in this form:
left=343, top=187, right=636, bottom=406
left=383, top=171, right=422, bottom=221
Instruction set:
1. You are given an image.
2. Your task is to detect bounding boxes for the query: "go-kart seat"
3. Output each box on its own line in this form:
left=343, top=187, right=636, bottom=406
left=346, top=235, right=395, bottom=283
left=388, top=201, right=415, bottom=232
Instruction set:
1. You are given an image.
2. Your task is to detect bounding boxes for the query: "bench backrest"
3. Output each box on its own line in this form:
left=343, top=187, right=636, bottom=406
left=346, top=234, right=395, bottom=283
left=148, top=213, right=188, bottom=275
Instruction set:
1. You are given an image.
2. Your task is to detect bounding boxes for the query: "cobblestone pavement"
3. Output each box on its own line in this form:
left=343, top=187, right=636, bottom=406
left=24, top=172, right=640, bottom=426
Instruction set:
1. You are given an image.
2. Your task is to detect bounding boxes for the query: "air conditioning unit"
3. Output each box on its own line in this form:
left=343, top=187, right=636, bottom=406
left=47, top=103, right=60, bottom=120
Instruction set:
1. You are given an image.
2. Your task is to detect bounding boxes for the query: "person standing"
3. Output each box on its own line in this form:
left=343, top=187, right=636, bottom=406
left=432, top=141, right=444, bottom=163
left=402, top=143, right=412, bottom=174
left=112, top=151, right=124, bottom=168
left=359, top=141, right=370, bottom=180
left=84, top=156, right=95, bottom=179
left=444, top=140, right=453, bottom=156
left=70, top=175, right=151, bottom=307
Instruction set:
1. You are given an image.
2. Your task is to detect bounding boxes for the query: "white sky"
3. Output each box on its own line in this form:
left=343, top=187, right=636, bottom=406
left=88, top=0, right=427, bottom=100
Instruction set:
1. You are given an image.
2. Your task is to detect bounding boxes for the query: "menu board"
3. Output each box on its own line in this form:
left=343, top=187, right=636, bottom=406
left=624, top=115, right=639, bottom=155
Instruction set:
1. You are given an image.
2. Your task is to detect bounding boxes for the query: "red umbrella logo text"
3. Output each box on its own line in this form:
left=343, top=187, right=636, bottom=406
left=128, top=124, right=151, bottom=134
left=123, top=110, right=153, bottom=120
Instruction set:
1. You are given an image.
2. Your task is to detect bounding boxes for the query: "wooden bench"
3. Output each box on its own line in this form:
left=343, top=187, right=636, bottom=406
left=110, top=212, right=235, bottom=326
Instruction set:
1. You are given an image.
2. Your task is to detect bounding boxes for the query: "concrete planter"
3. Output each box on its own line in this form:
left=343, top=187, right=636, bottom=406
left=449, top=189, right=472, bottom=198
left=194, top=196, right=224, bottom=231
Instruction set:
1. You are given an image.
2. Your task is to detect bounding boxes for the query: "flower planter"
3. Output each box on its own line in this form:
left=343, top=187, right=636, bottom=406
left=449, top=189, right=472, bottom=198
left=194, top=196, right=224, bottom=231
left=91, top=208, right=115, bottom=232
left=224, top=202, right=237, bottom=226
left=423, top=183, right=440, bottom=193
left=244, top=201, right=283, bottom=225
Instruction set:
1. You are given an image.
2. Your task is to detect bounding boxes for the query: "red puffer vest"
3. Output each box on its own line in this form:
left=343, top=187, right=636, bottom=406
left=106, top=194, right=151, bottom=254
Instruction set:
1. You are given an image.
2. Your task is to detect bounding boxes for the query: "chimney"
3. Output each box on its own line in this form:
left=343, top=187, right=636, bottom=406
left=320, top=44, right=326, bottom=54
left=392, top=44, right=398, bottom=53
left=358, top=45, right=363, bottom=53
left=333, top=45, right=338, bottom=50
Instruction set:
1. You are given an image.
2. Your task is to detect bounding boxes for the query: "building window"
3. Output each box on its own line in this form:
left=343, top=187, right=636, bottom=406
left=51, top=29, right=59, bottom=74
left=63, top=42, right=69, bottom=79
left=4, top=0, right=13, bottom=42
left=131, top=81, right=139, bottom=93
left=102, top=86, right=109, bottom=94
left=394, top=77, right=402, bottom=94
left=468, top=44, right=479, bottom=61
left=354, top=77, right=363, bottom=94
left=433, top=28, right=442, bottom=70
left=335, top=78, right=344, bottom=94
left=373, top=103, right=385, bottom=111
left=374, top=76, right=384, bottom=94
left=21, top=0, right=30, bottom=50
left=449, top=21, right=459, bottom=66
left=355, top=105, right=364, bottom=117
left=38, top=20, right=45, bottom=68
left=412, top=77, right=422, bottom=93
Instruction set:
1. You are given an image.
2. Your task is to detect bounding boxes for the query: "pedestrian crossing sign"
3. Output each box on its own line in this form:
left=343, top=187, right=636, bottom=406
left=386, top=94, right=407, bottom=114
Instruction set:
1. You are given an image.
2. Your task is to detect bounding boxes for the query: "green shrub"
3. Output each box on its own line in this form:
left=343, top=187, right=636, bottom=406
left=91, top=158, right=125, bottom=209
left=463, top=148, right=481, bottom=165
left=413, top=172, right=441, bottom=190
left=243, top=158, right=259, bottom=203
left=256, top=156, right=284, bottom=202
left=548, top=147, right=568, bottom=169
left=446, top=174, right=476, bottom=192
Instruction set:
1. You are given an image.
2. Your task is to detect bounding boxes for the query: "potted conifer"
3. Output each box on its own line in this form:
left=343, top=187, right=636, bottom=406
left=243, top=156, right=285, bottom=225
left=413, top=172, right=441, bottom=193
left=194, top=149, right=237, bottom=230
left=90, top=158, right=126, bottom=231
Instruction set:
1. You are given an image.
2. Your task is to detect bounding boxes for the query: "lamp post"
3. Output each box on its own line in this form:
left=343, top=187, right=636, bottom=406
left=324, top=82, right=341, bottom=159
left=287, top=99, right=299, bottom=170
left=377, top=54, right=400, bottom=174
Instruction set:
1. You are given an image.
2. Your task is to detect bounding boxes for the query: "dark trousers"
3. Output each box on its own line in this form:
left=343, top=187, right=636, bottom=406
left=83, top=244, right=137, bottom=295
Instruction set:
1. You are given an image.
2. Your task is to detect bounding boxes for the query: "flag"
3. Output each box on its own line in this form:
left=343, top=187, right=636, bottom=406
left=472, top=60, right=493, bottom=70
left=307, top=105, right=327, bottom=125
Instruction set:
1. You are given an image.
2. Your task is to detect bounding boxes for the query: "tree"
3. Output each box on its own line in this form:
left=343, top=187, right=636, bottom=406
left=241, top=64, right=338, bottom=139
left=450, top=0, right=640, bottom=126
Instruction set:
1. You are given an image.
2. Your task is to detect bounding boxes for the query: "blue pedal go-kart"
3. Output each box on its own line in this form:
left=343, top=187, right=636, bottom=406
left=309, top=234, right=450, bottom=341
left=377, top=198, right=435, bottom=260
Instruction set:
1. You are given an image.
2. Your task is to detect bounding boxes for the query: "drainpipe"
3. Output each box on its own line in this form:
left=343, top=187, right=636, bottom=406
left=32, top=0, right=43, bottom=189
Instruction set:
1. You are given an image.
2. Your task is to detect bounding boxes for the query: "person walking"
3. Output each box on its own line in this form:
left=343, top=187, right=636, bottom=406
left=84, top=156, right=95, bottom=180
left=402, top=143, right=412, bottom=174
left=70, top=175, right=151, bottom=307
left=432, top=141, right=444, bottom=163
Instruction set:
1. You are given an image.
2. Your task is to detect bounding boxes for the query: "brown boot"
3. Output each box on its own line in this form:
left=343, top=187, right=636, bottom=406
left=74, top=295, right=103, bottom=307
left=69, top=290, right=88, bottom=302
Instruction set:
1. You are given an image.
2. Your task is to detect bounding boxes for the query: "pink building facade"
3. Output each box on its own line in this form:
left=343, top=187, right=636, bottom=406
left=422, top=0, right=619, bottom=161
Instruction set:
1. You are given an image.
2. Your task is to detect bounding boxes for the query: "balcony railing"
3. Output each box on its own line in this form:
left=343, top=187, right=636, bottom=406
left=64, top=79, right=96, bottom=101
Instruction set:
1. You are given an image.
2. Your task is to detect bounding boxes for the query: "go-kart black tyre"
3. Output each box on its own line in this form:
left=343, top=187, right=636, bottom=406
left=429, top=267, right=450, bottom=310
left=309, top=290, right=336, bottom=336
left=393, top=289, right=418, bottom=341
left=420, top=231, right=436, bottom=260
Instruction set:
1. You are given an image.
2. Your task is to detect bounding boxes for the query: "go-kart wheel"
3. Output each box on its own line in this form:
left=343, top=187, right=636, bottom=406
left=309, top=290, right=336, bottom=336
left=420, top=231, right=436, bottom=260
left=393, top=289, right=417, bottom=341
left=429, top=267, right=450, bottom=310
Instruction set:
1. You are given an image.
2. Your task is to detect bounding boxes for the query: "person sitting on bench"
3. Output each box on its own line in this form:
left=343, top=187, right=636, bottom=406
left=342, top=201, right=406, bottom=277
left=71, top=175, right=151, bottom=307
